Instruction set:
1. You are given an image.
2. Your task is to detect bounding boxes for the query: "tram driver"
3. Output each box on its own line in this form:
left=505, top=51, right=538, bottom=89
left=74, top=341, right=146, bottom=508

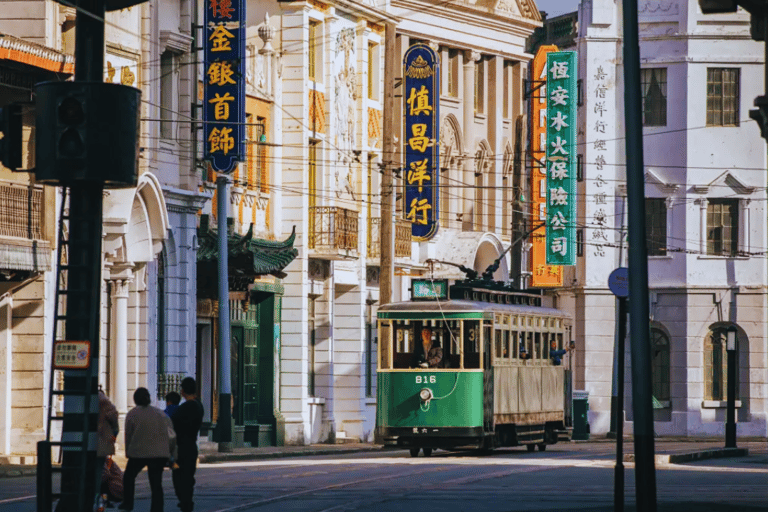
left=416, top=327, right=446, bottom=368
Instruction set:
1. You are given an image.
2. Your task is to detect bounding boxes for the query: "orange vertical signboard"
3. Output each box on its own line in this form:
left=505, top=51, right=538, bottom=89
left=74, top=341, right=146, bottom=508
left=530, top=45, right=563, bottom=288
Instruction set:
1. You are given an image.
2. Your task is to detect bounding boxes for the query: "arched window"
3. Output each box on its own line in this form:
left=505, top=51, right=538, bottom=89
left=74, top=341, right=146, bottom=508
left=650, top=328, right=670, bottom=401
left=705, top=326, right=739, bottom=401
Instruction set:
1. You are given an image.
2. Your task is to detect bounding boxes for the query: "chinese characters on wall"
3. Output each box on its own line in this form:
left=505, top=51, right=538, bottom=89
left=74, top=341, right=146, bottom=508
left=403, top=45, right=440, bottom=240
left=545, top=52, right=577, bottom=266
left=589, top=64, right=611, bottom=260
left=204, top=0, right=245, bottom=173
left=529, top=45, right=563, bottom=287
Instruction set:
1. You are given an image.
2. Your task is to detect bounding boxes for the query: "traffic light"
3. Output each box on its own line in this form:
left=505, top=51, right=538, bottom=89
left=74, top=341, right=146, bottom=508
left=0, top=103, right=23, bottom=171
left=34, top=81, right=141, bottom=187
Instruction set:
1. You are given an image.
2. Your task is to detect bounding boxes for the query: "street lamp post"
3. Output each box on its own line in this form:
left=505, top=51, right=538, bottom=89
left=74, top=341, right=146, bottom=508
left=725, top=325, right=737, bottom=449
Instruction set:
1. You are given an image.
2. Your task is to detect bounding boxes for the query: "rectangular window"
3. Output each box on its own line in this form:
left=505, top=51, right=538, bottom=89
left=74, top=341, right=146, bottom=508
left=309, top=21, right=320, bottom=82
left=475, top=58, right=485, bottom=114
left=447, top=49, right=459, bottom=97
left=308, top=141, right=318, bottom=248
left=707, top=68, right=739, bottom=126
left=368, top=43, right=378, bottom=100
left=503, top=61, right=513, bottom=119
left=707, top=199, right=739, bottom=256
left=308, top=297, right=316, bottom=396
left=256, top=117, right=267, bottom=192
left=160, top=51, right=175, bottom=139
left=641, top=68, right=667, bottom=126
left=646, top=198, right=667, bottom=256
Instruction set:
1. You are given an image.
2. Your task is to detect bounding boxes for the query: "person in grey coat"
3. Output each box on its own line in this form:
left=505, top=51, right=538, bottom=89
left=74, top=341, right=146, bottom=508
left=119, top=387, right=175, bottom=512
left=97, top=390, right=119, bottom=495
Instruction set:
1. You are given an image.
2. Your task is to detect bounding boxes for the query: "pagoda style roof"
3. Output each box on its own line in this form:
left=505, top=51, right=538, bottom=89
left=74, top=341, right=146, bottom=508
left=197, top=216, right=298, bottom=296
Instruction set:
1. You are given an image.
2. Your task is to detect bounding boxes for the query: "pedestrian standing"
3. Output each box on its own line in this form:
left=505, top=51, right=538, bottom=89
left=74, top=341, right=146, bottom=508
left=120, top=387, right=175, bottom=512
left=164, top=391, right=181, bottom=417
left=172, top=377, right=204, bottom=512
left=97, top=389, right=119, bottom=479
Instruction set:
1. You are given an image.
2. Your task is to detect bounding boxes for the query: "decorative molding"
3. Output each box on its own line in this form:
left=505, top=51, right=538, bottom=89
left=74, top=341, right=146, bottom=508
left=639, top=1, right=679, bottom=15
left=160, top=30, right=193, bottom=54
left=644, top=168, right=680, bottom=193
left=368, top=108, right=382, bottom=149
left=692, top=171, right=756, bottom=195
left=309, top=89, right=326, bottom=134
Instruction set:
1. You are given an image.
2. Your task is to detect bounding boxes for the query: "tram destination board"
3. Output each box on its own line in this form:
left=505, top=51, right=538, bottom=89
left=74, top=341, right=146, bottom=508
left=411, top=279, right=448, bottom=300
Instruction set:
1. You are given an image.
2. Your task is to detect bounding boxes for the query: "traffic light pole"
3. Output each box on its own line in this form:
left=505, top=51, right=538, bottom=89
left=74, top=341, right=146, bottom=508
left=58, top=0, right=107, bottom=510
left=622, top=1, right=658, bottom=511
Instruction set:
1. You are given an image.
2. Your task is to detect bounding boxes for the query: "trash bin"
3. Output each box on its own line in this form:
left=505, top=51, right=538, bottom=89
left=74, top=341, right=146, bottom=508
left=572, top=390, right=590, bottom=441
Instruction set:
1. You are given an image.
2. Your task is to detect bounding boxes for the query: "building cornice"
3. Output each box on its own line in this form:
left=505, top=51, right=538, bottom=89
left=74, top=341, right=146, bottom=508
left=0, top=33, right=74, bottom=75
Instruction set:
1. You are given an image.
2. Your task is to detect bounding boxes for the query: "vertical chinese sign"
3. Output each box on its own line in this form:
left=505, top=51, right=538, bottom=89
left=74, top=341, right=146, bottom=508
left=545, top=51, right=577, bottom=266
left=529, top=45, right=562, bottom=287
left=403, top=44, right=440, bottom=240
left=204, top=0, right=245, bottom=173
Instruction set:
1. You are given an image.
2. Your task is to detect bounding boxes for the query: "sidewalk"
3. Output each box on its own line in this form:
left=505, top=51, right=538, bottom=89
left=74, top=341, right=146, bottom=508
left=1, top=436, right=764, bottom=478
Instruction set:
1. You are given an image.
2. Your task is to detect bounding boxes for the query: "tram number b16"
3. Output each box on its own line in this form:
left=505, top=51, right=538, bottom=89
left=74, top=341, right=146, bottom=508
left=416, top=375, right=436, bottom=384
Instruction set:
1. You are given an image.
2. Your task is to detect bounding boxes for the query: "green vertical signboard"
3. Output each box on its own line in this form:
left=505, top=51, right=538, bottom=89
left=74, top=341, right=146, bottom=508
left=545, top=51, right=577, bottom=266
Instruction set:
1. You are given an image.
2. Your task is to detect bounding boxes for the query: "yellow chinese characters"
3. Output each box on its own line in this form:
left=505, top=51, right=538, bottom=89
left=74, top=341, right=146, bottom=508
left=406, top=85, right=432, bottom=116
left=207, top=61, right=236, bottom=86
left=208, top=127, right=235, bottom=155
left=408, top=124, right=432, bottom=152
left=406, top=198, right=431, bottom=225
left=209, top=24, right=234, bottom=52
left=209, top=92, right=234, bottom=120
left=407, top=158, right=431, bottom=192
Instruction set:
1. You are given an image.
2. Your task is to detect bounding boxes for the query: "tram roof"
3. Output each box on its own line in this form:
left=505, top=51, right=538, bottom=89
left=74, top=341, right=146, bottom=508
left=377, top=299, right=570, bottom=319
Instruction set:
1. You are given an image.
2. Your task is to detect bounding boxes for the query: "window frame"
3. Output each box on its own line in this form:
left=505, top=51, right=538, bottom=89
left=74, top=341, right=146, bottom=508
left=705, top=326, right=739, bottom=401
left=474, top=57, right=485, bottom=114
left=706, top=68, right=740, bottom=127
left=646, top=197, right=667, bottom=256
left=641, top=67, right=667, bottom=127
left=650, top=328, right=670, bottom=401
left=706, top=198, right=739, bottom=257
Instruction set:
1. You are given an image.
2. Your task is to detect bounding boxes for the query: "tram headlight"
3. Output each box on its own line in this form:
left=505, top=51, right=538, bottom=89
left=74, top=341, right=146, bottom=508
left=419, top=388, right=433, bottom=402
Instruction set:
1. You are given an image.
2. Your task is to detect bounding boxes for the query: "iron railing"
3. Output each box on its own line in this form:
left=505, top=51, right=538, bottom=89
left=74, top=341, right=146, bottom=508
left=309, top=206, right=359, bottom=255
left=0, top=181, right=44, bottom=239
left=367, top=217, right=412, bottom=259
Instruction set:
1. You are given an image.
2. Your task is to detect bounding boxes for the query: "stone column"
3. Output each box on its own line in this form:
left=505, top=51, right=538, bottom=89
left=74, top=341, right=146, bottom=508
left=111, top=276, right=132, bottom=415
left=462, top=50, right=480, bottom=227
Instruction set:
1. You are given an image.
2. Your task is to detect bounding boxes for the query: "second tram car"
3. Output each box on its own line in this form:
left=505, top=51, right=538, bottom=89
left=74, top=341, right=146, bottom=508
left=375, top=282, right=572, bottom=456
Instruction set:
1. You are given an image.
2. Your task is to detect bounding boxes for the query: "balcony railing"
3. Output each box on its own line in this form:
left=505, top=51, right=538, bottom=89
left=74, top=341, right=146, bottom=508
left=309, top=206, right=359, bottom=259
left=0, top=181, right=44, bottom=239
left=367, top=217, right=412, bottom=260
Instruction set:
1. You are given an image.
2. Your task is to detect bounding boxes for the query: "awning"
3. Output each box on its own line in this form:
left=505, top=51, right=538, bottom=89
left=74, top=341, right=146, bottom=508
left=0, top=238, right=52, bottom=272
left=0, top=33, right=74, bottom=75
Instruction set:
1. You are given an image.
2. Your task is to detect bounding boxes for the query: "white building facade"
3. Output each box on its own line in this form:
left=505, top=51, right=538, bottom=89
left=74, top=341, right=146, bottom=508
left=564, top=0, right=768, bottom=437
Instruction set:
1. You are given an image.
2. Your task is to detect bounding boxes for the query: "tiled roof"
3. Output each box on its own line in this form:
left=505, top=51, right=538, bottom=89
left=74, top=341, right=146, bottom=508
left=197, top=219, right=298, bottom=279
left=0, top=34, right=74, bottom=74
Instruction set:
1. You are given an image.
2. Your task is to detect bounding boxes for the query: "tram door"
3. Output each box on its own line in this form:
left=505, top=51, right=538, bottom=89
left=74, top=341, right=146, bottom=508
left=483, top=323, right=493, bottom=432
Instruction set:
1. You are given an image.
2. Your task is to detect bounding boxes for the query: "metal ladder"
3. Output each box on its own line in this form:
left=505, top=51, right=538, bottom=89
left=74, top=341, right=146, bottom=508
left=38, top=186, right=100, bottom=512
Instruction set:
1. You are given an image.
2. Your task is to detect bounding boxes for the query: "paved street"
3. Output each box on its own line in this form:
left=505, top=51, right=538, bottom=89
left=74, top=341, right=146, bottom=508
left=1, top=441, right=766, bottom=512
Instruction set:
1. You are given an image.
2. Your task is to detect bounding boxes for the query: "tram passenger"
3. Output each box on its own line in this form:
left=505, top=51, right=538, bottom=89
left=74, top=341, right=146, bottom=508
left=416, top=327, right=445, bottom=368
left=549, top=339, right=572, bottom=365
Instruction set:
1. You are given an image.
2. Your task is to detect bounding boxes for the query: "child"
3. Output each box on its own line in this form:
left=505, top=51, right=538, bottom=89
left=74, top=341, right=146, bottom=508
left=164, top=391, right=181, bottom=418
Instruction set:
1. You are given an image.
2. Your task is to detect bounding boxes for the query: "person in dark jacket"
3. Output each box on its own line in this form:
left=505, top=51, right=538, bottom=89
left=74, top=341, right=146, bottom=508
left=172, top=377, right=204, bottom=512
left=119, top=387, right=174, bottom=512
left=549, top=340, right=572, bottom=365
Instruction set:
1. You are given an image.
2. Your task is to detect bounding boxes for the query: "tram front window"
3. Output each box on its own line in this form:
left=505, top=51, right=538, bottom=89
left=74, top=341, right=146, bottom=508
left=463, top=320, right=481, bottom=369
left=391, top=320, right=460, bottom=369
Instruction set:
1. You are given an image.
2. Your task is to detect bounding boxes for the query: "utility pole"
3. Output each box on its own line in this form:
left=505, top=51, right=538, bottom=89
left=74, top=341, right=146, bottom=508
left=33, top=1, right=145, bottom=510
left=216, top=174, right=233, bottom=452
left=621, top=1, right=657, bottom=511
left=380, top=22, right=397, bottom=305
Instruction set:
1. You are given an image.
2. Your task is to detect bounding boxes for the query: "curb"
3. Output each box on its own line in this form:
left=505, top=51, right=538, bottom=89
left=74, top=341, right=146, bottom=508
left=198, top=445, right=390, bottom=464
left=624, top=447, right=749, bottom=464
left=0, top=466, right=37, bottom=478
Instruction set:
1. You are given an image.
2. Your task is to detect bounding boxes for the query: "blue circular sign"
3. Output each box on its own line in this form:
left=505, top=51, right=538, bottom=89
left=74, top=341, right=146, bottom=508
left=608, top=267, right=629, bottom=298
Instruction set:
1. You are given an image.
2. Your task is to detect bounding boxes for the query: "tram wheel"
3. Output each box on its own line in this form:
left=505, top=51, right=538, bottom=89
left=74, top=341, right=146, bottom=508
left=526, top=444, right=536, bottom=452
left=422, top=448, right=432, bottom=457
left=409, top=448, right=420, bottom=457
left=537, top=443, right=547, bottom=452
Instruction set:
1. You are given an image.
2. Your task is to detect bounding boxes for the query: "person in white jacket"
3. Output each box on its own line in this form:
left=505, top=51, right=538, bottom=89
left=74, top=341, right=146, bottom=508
left=119, top=387, right=175, bottom=512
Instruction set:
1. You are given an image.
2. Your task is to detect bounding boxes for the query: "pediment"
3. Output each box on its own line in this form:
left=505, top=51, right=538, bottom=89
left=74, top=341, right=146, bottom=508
left=692, top=171, right=755, bottom=195
left=644, top=168, right=679, bottom=193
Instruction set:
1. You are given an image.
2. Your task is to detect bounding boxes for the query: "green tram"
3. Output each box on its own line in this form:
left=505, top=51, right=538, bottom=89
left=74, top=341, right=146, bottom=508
left=375, top=283, right=572, bottom=456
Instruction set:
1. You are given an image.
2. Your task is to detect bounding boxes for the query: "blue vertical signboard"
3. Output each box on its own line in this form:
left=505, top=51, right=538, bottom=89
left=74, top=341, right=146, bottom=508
left=204, top=0, right=245, bottom=173
left=403, top=44, right=440, bottom=240
left=545, top=51, right=577, bottom=266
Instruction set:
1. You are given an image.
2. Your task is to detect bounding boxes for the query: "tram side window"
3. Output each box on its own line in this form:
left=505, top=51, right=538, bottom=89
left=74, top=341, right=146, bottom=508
left=393, top=322, right=413, bottom=369
left=511, top=331, right=518, bottom=359
left=534, top=331, right=542, bottom=360
left=503, top=330, right=511, bottom=359
left=464, top=320, right=481, bottom=369
left=495, top=329, right=503, bottom=359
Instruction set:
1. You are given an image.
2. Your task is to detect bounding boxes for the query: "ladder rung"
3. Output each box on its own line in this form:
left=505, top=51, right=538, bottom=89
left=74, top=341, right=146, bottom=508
left=51, top=390, right=89, bottom=396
